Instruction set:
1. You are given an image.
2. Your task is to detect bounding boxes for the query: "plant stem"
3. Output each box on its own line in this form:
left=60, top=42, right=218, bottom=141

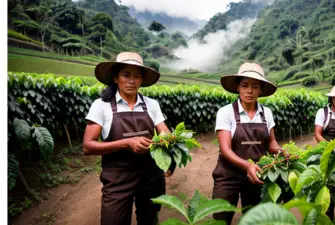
left=63, top=124, right=73, bottom=150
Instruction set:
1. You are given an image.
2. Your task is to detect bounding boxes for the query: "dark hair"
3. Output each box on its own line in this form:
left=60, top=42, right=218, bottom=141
left=101, top=64, right=124, bottom=102
left=100, top=64, right=147, bottom=102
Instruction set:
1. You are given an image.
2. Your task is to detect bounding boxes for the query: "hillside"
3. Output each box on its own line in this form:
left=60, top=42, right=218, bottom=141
left=191, top=0, right=268, bottom=41
left=128, top=6, right=206, bottom=37
left=218, top=0, right=335, bottom=85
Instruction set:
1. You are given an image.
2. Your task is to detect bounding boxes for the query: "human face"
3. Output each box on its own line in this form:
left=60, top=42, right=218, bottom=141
left=114, top=65, right=143, bottom=96
left=237, top=77, right=262, bottom=104
left=332, top=97, right=335, bottom=106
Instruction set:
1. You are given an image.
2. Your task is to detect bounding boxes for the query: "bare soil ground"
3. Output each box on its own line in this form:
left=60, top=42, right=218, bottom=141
left=10, top=132, right=318, bottom=225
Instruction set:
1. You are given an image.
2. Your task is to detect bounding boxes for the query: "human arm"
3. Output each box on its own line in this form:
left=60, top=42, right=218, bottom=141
left=315, top=125, right=326, bottom=143
left=83, top=121, right=152, bottom=155
left=314, top=108, right=326, bottom=143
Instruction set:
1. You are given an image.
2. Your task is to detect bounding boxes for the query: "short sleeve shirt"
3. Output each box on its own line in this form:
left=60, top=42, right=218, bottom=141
left=85, top=91, right=166, bottom=139
left=215, top=99, right=276, bottom=136
left=315, top=105, right=335, bottom=129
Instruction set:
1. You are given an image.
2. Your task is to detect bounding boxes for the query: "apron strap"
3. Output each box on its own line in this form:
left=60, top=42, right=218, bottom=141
left=260, top=105, right=267, bottom=124
left=111, top=94, right=117, bottom=114
left=232, top=101, right=241, bottom=124
left=138, top=93, right=148, bottom=112
left=111, top=93, right=149, bottom=114
left=233, top=100, right=267, bottom=124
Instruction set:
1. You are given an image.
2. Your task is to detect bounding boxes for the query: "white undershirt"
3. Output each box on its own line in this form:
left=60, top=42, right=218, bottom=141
left=215, top=99, right=276, bottom=136
left=85, top=91, right=166, bottom=139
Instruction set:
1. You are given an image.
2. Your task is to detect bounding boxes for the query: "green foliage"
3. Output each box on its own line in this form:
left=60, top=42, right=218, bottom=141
left=8, top=152, right=19, bottom=191
left=8, top=72, right=327, bottom=137
left=8, top=29, right=43, bottom=46
left=302, top=76, right=319, bottom=87
left=150, top=122, right=201, bottom=172
left=151, top=190, right=238, bottom=224
left=148, top=21, right=166, bottom=33
left=145, top=58, right=160, bottom=72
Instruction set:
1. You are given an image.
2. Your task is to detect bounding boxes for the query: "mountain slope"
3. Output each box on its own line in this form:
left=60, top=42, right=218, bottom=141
left=191, top=0, right=268, bottom=40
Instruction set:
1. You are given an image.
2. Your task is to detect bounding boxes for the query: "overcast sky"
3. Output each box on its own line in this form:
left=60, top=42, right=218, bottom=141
left=119, top=0, right=242, bottom=20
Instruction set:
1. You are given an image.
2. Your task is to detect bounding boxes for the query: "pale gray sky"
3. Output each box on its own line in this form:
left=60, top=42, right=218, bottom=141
left=120, top=0, right=241, bottom=20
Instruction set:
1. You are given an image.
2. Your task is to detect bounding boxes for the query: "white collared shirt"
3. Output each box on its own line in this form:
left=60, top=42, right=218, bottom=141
left=315, top=105, right=335, bottom=129
left=215, top=99, right=275, bottom=136
left=85, top=91, right=166, bottom=139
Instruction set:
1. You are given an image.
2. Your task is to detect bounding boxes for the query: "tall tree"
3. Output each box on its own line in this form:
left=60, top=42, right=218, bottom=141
left=148, top=21, right=165, bottom=33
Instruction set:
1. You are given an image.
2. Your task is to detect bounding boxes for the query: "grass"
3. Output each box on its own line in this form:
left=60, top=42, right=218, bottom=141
left=8, top=47, right=104, bottom=65
left=8, top=54, right=95, bottom=77
left=8, top=30, right=43, bottom=46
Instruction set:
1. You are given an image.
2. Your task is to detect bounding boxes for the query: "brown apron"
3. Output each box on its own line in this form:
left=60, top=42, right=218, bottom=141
left=212, top=101, right=269, bottom=225
left=100, top=93, right=165, bottom=225
left=323, top=106, right=335, bottom=142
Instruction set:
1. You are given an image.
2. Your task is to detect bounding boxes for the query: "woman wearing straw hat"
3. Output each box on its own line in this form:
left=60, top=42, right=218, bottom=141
left=314, top=86, right=335, bottom=220
left=83, top=52, right=173, bottom=225
left=211, top=63, right=286, bottom=224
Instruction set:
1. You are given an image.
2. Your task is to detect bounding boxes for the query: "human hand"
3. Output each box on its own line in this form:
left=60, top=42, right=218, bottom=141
left=127, top=137, right=152, bottom=154
left=277, top=147, right=290, bottom=159
left=245, top=162, right=264, bottom=185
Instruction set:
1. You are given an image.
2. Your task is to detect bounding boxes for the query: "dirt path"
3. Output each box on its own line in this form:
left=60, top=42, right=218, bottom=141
left=10, top=133, right=317, bottom=225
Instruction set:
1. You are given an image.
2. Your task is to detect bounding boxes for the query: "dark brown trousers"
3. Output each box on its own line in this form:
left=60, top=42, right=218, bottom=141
left=212, top=157, right=261, bottom=225
left=100, top=166, right=165, bottom=225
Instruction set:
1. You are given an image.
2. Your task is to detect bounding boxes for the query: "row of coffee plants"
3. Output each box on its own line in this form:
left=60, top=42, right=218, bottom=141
left=8, top=72, right=327, bottom=141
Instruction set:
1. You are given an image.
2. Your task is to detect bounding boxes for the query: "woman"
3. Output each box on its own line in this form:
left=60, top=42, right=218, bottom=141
left=83, top=52, right=172, bottom=225
left=314, top=86, right=335, bottom=220
left=212, top=63, right=286, bottom=224
left=315, top=86, right=335, bottom=143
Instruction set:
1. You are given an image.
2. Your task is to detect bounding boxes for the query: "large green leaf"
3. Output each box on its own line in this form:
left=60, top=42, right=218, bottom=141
left=238, top=202, right=299, bottom=225
left=268, top=183, right=282, bottom=203
left=267, top=169, right=280, bottom=182
left=33, top=126, right=54, bottom=161
left=188, top=190, right=208, bottom=221
left=151, top=195, right=189, bottom=222
left=185, top=138, right=202, bottom=149
left=197, top=219, right=227, bottom=225
left=288, top=171, right=299, bottom=193
left=316, top=213, right=333, bottom=225
left=295, top=165, right=322, bottom=195
left=284, top=199, right=322, bottom=218
left=13, top=118, right=31, bottom=143
left=303, top=208, right=318, bottom=225
left=320, top=140, right=335, bottom=179
left=314, top=185, right=330, bottom=214
left=175, top=122, right=186, bottom=133
left=192, top=199, right=238, bottom=223
left=159, top=218, right=188, bottom=225
left=8, top=152, right=19, bottom=190
left=172, top=147, right=183, bottom=167
left=151, top=147, right=172, bottom=172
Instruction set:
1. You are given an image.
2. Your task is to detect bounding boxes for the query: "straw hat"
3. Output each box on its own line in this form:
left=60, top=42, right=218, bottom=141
left=325, top=86, right=335, bottom=97
left=220, top=63, right=277, bottom=97
left=95, top=52, right=160, bottom=87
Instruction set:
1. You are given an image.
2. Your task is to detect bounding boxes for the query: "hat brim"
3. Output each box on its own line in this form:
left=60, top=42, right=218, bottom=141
left=220, top=72, right=277, bottom=97
left=325, top=93, right=335, bottom=97
left=95, top=62, right=160, bottom=87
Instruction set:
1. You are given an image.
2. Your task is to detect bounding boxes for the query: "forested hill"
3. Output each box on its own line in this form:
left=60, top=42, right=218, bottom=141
left=7, top=0, right=154, bottom=60
left=127, top=6, right=206, bottom=37
left=222, top=0, right=335, bottom=84
left=191, top=0, right=268, bottom=40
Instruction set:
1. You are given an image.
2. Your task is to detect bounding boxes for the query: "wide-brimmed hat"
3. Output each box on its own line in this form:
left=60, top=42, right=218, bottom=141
left=95, top=52, right=160, bottom=87
left=220, top=63, right=277, bottom=97
left=325, top=86, right=335, bottom=97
